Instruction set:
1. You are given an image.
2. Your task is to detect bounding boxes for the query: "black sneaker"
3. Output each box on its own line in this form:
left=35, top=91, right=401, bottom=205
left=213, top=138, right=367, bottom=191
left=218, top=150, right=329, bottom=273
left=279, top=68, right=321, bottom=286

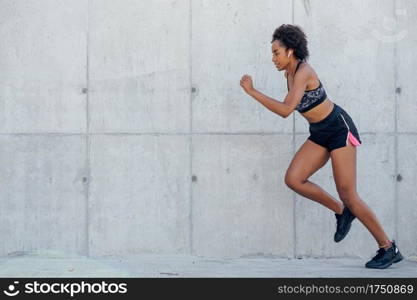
left=365, top=240, right=403, bottom=269
left=334, top=206, right=356, bottom=242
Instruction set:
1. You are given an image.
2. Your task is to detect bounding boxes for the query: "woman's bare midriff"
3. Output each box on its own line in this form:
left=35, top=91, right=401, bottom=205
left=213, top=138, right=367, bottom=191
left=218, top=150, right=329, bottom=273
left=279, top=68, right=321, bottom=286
left=301, top=99, right=334, bottom=123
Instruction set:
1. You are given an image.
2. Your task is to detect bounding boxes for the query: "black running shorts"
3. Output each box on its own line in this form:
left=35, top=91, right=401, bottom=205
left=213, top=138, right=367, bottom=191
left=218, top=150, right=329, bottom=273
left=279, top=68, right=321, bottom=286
left=307, top=103, right=362, bottom=152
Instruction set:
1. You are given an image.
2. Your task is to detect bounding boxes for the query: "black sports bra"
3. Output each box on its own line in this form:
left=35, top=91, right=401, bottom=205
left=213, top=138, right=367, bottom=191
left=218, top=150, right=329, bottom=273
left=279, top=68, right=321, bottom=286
left=286, top=61, right=327, bottom=113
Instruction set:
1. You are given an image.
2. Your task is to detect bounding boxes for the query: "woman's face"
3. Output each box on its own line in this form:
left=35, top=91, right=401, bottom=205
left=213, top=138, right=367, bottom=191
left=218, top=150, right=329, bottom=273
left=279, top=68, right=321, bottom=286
left=271, top=40, right=290, bottom=71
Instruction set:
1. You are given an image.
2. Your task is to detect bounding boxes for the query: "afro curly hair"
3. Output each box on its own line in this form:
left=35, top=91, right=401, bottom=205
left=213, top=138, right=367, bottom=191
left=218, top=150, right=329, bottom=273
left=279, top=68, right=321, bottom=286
left=271, top=24, right=309, bottom=62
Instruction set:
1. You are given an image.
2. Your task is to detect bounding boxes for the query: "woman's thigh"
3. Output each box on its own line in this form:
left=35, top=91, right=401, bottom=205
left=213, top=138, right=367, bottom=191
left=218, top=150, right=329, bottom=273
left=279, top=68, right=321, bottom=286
left=330, top=141, right=357, bottom=199
left=285, top=139, right=330, bottom=184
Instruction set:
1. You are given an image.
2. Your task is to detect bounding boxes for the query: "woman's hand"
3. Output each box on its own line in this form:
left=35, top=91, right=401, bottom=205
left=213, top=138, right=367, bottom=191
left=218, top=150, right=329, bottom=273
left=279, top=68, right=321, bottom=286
left=240, top=74, right=255, bottom=95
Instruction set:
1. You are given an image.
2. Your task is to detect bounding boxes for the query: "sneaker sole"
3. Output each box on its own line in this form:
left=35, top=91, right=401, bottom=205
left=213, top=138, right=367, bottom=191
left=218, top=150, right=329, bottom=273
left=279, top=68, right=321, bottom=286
left=365, top=252, right=404, bottom=269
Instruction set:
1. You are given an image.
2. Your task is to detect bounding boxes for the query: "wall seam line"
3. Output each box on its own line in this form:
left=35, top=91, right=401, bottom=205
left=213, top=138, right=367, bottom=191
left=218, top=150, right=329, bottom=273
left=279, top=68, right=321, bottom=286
left=393, top=0, right=399, bottom=244
left=188, top=0, right=194, bottom=255
left=292, top=0, right=297, bottom=259
left=85, top=0, right=91, bottom=257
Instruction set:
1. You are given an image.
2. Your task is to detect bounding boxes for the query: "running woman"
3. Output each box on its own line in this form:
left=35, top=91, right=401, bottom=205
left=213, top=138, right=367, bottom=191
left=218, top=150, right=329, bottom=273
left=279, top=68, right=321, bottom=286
left=240, top=24, right=403, bottom=269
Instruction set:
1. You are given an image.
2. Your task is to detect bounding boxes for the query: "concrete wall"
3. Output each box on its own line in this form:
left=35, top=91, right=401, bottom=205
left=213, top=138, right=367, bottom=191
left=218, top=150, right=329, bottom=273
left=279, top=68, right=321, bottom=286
left=0, top=0, right=415, bottom=259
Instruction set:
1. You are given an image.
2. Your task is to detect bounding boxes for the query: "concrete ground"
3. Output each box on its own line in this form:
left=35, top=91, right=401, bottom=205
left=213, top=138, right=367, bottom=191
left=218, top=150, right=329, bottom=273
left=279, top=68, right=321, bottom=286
left=0, top=251, right=416, bottom=278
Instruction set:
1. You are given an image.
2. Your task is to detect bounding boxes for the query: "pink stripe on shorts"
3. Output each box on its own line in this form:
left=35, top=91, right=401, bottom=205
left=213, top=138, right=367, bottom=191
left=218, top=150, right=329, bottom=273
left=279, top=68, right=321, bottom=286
left=340, top=114, right=361, bottom=147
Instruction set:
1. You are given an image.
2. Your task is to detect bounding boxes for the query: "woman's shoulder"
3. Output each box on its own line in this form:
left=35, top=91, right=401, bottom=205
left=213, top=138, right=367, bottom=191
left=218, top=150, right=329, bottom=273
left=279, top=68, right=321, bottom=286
left=300, top=62, right=322, bottom=89
left=298, top=61, right=312, bottom=73
left=296, top=62, right=318, bottom=79
left=293, top=62, right=322, bottom=90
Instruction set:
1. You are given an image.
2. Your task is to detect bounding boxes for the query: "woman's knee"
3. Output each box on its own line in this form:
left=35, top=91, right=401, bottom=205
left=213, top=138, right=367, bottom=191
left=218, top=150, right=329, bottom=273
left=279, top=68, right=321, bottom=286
left=337, top=187, right=359, bottom=206
left=284, top=171, right=304, bottom=190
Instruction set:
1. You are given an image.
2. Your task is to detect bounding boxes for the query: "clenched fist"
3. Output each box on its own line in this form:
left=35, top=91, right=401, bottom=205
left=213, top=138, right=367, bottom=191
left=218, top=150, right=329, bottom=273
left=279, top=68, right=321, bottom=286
left=240, top=74, right=255, bottom=94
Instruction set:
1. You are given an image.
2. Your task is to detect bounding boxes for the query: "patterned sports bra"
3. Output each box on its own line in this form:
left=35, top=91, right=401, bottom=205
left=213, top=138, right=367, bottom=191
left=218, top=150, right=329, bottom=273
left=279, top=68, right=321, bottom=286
left=286, top=61, right=327, bottom=113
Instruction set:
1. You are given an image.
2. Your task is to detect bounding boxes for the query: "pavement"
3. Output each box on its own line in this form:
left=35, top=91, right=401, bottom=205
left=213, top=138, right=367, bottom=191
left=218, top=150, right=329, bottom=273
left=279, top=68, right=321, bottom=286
left=0, top=251, right=416, bottom=278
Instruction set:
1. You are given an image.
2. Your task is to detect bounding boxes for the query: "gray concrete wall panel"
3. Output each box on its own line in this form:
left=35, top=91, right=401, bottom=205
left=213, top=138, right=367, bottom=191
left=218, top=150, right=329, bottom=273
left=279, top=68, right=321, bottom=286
left=0, top=136, right=87, bottom=256
left=88, top=135, right=190, bottom=256
left=397, top=135, right=417, bottom=257
left=0, top=0, right=87, bottom=133
left=192, top=134, right=294, bottom=258
left=89, top=0, right=190, bottom=133
left=192, top=0, right=293, bottom=133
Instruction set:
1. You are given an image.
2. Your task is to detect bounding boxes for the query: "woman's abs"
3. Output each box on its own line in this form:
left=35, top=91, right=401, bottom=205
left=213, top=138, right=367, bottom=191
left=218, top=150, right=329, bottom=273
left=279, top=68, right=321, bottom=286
left=301, top=98, right=334, bottom=123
